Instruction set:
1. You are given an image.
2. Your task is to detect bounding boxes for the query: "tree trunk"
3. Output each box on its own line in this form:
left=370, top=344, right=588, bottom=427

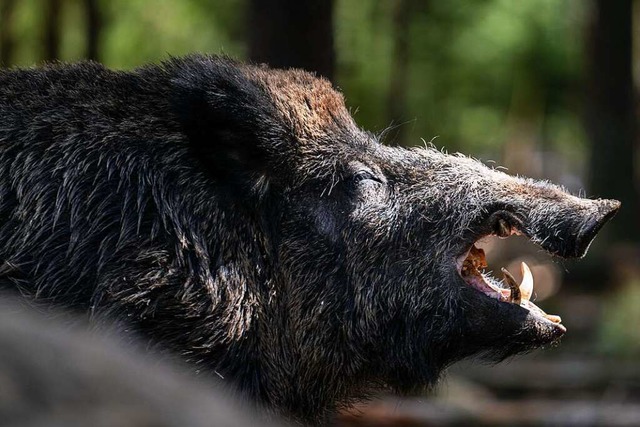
left=44, top=0, right=62, bottom=61
left=84, top=0, right=102, bottom=61
left=386, top=0, right=414, bottom=145
left=585, top=0, right=638, bottom=242
left=248, top=0, right=335, bottom=80
left=0, top=0, right=17, bottom=66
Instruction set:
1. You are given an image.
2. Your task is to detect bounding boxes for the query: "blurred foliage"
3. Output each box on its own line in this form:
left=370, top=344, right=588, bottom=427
left=101, top=0, right=245, bottom=67
left=336, top=0, right=587, bottom=161
left=6, top=0, right=588, bottom=164
left=8, top=0, right=245, bottom=66
left=599, top=279, right=640, bottom=358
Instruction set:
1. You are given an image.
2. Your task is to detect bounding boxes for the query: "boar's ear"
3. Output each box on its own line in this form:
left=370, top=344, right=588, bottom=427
left=169, top=58, right=287, bottom=180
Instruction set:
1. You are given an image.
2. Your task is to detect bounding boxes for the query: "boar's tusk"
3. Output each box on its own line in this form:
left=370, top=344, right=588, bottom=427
left=501, top=267, right=521, bottom=305
left=519, top=261, right=533, bottom=302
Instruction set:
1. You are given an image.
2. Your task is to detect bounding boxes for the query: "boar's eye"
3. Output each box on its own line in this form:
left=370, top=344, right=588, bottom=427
left=349, top=169, right=387, bottom=205
left=352, top=170, right=383, bottom=185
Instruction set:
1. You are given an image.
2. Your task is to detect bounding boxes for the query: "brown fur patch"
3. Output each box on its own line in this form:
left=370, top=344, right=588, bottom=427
left=245, top=65, right=355, bottom=141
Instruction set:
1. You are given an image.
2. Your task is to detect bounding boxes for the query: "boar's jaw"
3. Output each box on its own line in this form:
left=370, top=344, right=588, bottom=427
left=453, top=196, right=619, bottom=348
left=456, top=243, right=565, bottom=333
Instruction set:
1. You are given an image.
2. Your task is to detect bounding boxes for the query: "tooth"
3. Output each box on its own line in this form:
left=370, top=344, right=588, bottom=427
left=519, top=262, right=533, bottom=302
left=545, top=314, right=562, bottom=324
left=501, top=267, right=521, bottom=305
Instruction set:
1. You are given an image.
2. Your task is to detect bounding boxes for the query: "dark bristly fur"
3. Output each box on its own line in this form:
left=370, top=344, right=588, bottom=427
left=0, top=55, right=619, bottom=424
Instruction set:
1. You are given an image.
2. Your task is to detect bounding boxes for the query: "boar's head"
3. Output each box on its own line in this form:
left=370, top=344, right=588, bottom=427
left=172, top=56, right=619, bottom=420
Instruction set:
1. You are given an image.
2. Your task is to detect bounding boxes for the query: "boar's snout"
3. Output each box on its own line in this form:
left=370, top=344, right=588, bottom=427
left=524, top=196, right=620, bottom=259
left=572, top=199, right=621, bottom=258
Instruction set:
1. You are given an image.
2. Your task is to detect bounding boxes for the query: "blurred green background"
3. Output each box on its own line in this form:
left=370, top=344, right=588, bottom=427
left=1, top=0, right=639, bottom=424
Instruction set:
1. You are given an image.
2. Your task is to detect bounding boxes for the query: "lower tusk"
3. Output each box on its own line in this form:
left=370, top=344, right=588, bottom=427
left=502, top=267, right=521, bottom=305
left=519, top=262, right=533, bottom=302
left=545, top=314, right=562, bottom=323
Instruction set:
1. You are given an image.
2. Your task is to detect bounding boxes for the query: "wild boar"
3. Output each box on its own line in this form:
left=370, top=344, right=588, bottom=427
left=0, top=55, right=619, bottom=423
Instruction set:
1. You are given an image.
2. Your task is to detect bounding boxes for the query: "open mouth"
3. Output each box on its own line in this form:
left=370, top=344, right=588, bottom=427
left=450, top=198, right=620, bottom=346
left=456, top=241, right=564, bottom=330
